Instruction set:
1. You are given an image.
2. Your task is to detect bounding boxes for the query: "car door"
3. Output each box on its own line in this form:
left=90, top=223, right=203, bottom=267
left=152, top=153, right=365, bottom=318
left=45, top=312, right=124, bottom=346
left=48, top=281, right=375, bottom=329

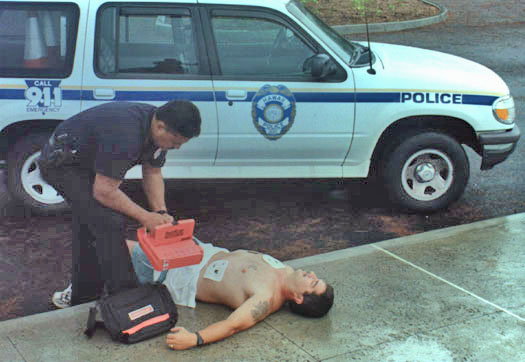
left=201, top=6, right=354, bottom=178
left=81, top=1, right=217, bottom=179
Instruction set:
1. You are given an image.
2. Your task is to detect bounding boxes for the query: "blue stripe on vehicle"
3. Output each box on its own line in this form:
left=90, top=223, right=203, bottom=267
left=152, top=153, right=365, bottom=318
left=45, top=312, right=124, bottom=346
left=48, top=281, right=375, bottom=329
left=81, top=90, right=215, bottom=102
left=355, top=92, right=401, bottom=103
left=214, top=92, right=356, bottom=103
left=462, top=95, right=498, bottom=106
left=0, top=89, right=82, bottom=100
left=0, top=89, right=25, bottom=99
left=294, top=92, right=355, bottom=102
left=0, top=88, right=498, bottom=105
left=63, top=90, right=82, bottom=100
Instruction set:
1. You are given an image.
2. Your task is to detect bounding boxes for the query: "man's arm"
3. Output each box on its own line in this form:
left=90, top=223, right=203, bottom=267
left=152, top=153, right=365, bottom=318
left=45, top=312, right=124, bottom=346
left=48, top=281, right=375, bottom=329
left=165, top=293, right=275, bottom=350
left=93, top=173, right=172, bottom=230
left=141, top=163, right=168, bottom=213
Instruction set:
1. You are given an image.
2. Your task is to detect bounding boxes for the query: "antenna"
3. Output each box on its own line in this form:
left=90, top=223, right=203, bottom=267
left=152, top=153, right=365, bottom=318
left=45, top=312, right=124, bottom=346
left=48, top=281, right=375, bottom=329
left=364, top=5, right=376, bottom=75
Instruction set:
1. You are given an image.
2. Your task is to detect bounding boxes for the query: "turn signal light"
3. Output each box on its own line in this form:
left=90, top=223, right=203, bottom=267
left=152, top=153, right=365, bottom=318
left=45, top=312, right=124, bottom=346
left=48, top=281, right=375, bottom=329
left=493, top=96, right=515, bottom=124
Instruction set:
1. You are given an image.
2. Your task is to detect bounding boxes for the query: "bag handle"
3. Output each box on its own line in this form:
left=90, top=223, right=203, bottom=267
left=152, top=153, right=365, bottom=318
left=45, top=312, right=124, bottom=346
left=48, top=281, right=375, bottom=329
left=84, top=305, right=105, bottom=338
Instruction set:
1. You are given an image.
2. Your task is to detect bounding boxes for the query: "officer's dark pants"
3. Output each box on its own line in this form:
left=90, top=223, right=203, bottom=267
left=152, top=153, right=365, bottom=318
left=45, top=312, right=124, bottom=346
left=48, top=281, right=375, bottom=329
left=40, top=165, right=138, bottom=305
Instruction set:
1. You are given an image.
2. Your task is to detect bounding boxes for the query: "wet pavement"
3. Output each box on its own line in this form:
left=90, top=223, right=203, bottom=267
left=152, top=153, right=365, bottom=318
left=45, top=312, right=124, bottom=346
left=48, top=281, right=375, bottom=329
left=1, top=213, right=524, bottom=361
left=1, top=0, right=524, bottom=321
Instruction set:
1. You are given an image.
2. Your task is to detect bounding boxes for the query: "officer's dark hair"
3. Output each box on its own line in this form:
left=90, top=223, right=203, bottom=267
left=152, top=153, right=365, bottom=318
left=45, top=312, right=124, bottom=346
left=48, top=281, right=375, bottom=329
left=155, top=100, right=201, bottom=139
left=288, top=283, right=334, bottom=318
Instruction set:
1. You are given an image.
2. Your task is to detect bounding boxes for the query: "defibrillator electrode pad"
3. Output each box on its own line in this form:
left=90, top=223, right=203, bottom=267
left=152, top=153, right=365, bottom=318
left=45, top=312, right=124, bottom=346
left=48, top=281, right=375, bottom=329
left=204, top=260, right=229, bottom=282
left=263, top=254, right=285, bottom=269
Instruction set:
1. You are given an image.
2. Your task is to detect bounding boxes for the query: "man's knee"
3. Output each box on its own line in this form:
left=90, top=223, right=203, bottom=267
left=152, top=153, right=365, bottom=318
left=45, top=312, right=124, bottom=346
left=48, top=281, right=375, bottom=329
left=88, top=202, right=126, bottom=234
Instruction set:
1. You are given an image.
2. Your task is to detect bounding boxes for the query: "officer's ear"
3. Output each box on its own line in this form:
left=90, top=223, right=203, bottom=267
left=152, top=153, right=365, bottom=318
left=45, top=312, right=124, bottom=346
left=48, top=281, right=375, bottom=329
left=152, top=116, right=168, bottom=134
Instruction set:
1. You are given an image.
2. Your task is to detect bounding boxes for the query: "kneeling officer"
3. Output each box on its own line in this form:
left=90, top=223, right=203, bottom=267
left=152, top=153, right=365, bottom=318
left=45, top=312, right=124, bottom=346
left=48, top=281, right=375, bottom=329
left=39, top=100, right=202, bottom=307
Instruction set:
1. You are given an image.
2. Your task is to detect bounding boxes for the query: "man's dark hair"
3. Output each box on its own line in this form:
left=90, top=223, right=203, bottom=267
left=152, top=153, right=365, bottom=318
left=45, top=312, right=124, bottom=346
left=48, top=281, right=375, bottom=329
left=155, top=100, right=201, bottom=139
left=288, top=283, right=334, bottom=318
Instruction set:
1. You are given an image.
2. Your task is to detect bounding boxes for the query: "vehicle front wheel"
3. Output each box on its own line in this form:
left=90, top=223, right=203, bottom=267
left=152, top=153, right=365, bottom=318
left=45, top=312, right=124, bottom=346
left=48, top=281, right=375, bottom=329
left=7, top=132, right=69, bottom=215
left=382, top=131, right=469, bottom=213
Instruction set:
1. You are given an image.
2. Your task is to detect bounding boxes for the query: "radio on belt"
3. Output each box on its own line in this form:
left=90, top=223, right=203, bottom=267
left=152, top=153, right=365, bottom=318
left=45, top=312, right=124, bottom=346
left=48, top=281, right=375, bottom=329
left=137, top=219, right=203, bottom=271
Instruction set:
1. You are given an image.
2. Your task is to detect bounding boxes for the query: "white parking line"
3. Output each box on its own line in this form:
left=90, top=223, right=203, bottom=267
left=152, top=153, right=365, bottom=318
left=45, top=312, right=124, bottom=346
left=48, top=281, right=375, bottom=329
left=372, top=244, right=525, bottom=322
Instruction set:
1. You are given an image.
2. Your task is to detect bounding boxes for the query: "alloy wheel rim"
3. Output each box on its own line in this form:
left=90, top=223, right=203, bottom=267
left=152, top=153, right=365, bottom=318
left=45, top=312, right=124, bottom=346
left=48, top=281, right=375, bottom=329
left=20, top=151, right=64, bottom=205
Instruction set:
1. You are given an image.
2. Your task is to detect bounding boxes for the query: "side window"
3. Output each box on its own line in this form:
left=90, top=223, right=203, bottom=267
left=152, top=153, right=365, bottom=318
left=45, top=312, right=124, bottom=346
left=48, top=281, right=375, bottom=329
left=0, top=3, right=79, bottom=78
left=211, top=14, right=316, bottom=79
left=96, top=6, right=200, bottom=77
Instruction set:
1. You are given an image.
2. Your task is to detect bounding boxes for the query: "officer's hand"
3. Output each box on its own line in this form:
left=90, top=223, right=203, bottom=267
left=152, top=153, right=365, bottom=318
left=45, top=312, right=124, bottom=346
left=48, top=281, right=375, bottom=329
left=166, top=327, right=197, bottom=350
left=143, top=212, right=174, bottom=232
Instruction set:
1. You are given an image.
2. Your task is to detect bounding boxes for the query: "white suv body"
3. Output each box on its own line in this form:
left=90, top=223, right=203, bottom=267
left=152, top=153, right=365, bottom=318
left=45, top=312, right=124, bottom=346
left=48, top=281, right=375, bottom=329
left=0, top=0, right=520, bottom=214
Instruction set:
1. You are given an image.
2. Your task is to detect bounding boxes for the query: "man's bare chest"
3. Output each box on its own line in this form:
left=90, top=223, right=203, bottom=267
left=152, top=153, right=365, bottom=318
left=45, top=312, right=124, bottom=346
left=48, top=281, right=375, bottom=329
left=196, top=251, right=278, bottom=307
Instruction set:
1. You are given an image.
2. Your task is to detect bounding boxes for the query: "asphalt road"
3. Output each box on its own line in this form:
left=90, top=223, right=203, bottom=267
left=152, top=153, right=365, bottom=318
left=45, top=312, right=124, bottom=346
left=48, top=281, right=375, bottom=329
left=0, top=0, right=524, bottom=321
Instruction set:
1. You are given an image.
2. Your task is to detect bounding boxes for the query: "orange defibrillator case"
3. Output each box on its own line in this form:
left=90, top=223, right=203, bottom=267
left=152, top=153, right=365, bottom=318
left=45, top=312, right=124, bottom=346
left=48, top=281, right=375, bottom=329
left=137, top=219, right=203, bottom=271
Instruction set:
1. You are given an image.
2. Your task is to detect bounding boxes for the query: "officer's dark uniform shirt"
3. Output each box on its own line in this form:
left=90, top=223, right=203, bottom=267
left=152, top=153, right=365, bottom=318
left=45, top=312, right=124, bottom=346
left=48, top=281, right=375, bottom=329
left=49, top=102, right=167, bottom=180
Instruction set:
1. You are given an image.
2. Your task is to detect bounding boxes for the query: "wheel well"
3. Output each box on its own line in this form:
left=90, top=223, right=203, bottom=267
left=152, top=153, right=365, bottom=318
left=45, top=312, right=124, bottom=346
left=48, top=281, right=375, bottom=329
left=370, top=116, right=478, bottom=174
left=0, top=119, right=60, bottom=161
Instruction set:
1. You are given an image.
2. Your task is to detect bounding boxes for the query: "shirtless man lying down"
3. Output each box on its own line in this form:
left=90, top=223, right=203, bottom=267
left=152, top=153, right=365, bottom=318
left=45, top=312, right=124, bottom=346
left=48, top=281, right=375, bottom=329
left=126, top=238, right=334, bottom=350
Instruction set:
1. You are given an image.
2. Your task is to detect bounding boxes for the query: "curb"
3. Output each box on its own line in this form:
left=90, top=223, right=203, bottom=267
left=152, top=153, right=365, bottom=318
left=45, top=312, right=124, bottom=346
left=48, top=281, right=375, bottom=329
left=286, top=212, right=525, bottom=268
left=332, top=0, right=448, bottom=35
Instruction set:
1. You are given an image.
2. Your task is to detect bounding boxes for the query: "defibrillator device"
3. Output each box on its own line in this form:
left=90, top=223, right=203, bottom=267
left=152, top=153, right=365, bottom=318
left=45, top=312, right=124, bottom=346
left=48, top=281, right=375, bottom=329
left=137, top=219, right=203, bottom=271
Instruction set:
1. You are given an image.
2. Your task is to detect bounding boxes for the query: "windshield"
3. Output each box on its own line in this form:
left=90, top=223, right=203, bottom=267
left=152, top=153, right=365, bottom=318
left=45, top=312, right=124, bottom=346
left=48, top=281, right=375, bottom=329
left=286, top=0, right=356, bottom=63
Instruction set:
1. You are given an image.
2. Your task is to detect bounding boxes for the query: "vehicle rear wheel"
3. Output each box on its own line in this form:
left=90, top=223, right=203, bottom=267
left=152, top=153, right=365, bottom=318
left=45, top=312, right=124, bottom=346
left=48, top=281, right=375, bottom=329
left=382, top=131, right=469, bottom=213
left=7, top=132, right=69, bottom=215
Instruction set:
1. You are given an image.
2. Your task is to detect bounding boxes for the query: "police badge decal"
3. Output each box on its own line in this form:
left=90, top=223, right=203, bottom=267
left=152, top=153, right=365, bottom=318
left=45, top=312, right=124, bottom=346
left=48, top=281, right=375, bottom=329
left=251, top=84, right=296, bottom=140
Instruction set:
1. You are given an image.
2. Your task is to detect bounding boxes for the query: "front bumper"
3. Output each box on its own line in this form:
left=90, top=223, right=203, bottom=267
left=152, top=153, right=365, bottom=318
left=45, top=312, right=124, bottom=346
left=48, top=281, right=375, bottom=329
left=478, top=124, right=521, bottom=170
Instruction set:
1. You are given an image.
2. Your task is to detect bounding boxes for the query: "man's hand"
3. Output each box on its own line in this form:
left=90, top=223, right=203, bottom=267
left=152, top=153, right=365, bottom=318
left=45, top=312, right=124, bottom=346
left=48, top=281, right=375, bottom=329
left=164, top=294, right=275, bottom=350
left=166, top=327, right=198, bottom=350
left=142, top=211, right=174, bottom=232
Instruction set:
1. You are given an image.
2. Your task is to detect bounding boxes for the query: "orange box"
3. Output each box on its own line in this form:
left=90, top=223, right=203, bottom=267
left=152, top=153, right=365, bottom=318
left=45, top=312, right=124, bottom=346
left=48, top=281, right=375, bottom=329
left=137, top=219, right=203, bottom=271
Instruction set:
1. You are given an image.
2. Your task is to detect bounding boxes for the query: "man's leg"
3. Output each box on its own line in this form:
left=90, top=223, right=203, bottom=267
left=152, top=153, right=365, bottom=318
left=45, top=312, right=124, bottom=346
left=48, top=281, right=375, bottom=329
left=70, top=207, right=104, bottom=305
left=86, top=200, right=138, bottom=294
left=42, top=164, right=138, bottom=297
left=41, top=166, right=104, bottom=304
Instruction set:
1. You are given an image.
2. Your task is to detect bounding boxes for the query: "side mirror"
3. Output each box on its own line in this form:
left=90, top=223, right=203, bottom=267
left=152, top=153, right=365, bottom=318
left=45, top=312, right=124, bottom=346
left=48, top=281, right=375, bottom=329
left=310, top=54, right=337, bottom=79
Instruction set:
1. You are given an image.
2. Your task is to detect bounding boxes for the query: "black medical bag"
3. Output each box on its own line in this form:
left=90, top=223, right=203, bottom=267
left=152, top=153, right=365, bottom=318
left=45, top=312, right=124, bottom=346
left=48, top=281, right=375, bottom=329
left=84, top=283, right=177, bottom=344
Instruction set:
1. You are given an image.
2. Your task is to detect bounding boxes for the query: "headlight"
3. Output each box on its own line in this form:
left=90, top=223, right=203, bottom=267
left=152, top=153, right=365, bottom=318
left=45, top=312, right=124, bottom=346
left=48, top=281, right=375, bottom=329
left=493, top=95, right=515, bottom=124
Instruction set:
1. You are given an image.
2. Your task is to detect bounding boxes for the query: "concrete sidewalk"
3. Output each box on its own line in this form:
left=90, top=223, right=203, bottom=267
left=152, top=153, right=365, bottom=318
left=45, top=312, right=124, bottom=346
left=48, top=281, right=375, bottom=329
left=1, top=214, right=524, bottom=362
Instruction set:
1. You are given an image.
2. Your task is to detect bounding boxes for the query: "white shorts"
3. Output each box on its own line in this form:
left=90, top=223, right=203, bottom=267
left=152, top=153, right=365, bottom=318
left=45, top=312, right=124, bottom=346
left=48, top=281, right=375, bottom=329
left=132, top=238, right=228, bottom=308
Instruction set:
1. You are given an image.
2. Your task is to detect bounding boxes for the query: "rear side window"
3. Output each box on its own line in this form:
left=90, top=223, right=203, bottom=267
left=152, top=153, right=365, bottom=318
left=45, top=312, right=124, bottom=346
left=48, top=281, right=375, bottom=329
left=0, top=2, right=79, bottom=78
left=96, top=5, right=201, bottom=77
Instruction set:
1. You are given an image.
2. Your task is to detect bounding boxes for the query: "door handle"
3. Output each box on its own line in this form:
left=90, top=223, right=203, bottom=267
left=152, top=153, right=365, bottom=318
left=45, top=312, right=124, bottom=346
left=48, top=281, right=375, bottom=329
left=93, top=88, right=116, bottom=100
left=225, top=90, right=247, bottom=100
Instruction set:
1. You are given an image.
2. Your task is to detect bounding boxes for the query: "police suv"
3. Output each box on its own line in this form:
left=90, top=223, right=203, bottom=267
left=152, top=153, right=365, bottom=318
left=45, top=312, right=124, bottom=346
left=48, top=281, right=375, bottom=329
left=0, top=0, right=520, bottom=214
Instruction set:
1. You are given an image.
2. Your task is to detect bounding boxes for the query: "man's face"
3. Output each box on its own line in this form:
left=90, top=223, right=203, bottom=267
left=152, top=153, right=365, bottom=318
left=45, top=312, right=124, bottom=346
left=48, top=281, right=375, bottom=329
left=152, top=117, right=190, bottom=150
left=294, top=269, right=327, bottom=296
left=158, top=130, right=189, bottom=150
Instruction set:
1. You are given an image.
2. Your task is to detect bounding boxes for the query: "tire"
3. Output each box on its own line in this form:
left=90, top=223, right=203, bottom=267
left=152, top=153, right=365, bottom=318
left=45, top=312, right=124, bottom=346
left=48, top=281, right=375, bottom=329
left=7, top=132, right=69, bottom=215
left=381, top=131, right=469, bottom=213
